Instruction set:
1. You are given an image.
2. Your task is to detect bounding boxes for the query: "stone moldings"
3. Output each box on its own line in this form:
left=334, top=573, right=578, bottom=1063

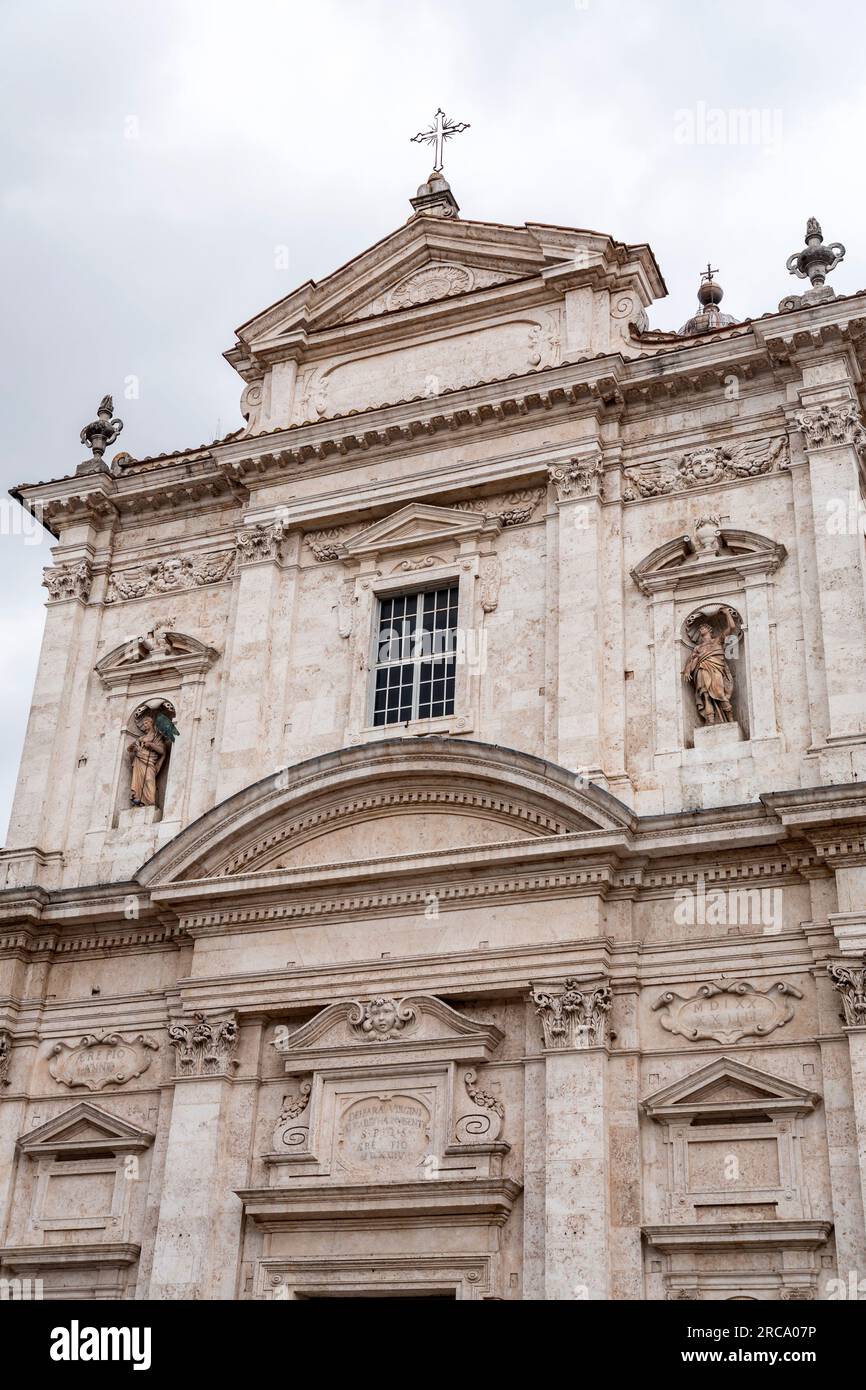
left=828, top=956, right=866, bottom=1026
left=48, top=1032, right=159, bottom=1091
left=105, top=549, right=235, bottom=603
left=652, top=980, right=803, bottom=1044
left=168, top=1011, right=239, bottom=1076
left=42, top=560, right=92, bottom=603
left=530, top=977, right=612, bottom=1049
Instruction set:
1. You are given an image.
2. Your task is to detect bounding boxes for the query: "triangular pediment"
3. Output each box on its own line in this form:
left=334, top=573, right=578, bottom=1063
left=643, top=1057, right=820, bottom=1121
left=340, top=502, right=499, bottom=559
left=230, top=215, right=665, bottom=356
left=19, top=1102, right=154, bottom=1156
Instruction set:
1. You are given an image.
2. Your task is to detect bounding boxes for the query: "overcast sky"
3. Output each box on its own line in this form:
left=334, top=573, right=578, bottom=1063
left=2, top=0, right=865, bottom=839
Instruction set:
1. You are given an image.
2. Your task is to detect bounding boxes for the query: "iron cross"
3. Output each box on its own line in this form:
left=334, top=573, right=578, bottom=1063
left=701, top=262, right=719, bottom=284
left=410, top=108, right=470, bottom=172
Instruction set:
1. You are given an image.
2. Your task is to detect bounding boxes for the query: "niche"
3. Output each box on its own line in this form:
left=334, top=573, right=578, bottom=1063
left=112, top=698, right=179, bottom=825
left=680, top=603, right=749, bottom=749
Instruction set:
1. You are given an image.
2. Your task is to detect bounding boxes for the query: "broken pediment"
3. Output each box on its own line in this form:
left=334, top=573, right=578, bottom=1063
left=18, top=1102, right=154, bottom=1156
left=274, top=993, right=503, bottom=1070
left=632, top=519, right=787, bottom=595
left=642, top=1057, right=820, bottom=1123
left=95, top=625, right=219, bottom=689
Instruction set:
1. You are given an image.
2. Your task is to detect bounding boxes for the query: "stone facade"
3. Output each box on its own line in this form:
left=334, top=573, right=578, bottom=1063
left=2, top=184, right=866, bottom=1299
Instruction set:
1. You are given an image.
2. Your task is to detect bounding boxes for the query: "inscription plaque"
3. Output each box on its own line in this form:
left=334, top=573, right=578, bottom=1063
left=336, top=1092, right=431, bottom=1178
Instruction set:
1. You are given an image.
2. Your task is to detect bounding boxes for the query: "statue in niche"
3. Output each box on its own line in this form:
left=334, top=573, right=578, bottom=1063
left=128, top=702, right=179, bottom=807
left=682, top=606, right=741, bottom=725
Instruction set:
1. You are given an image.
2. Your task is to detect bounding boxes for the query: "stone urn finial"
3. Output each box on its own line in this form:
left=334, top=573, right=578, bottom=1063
left=781, top=218, right=845, bottom=310
left=78, top=394, right=124, bottom=475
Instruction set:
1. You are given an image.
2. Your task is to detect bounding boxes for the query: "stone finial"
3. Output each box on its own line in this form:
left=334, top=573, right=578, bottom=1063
left=78, top=394, right=124, bottom=475
left=781, top=218, right=846, bottom=311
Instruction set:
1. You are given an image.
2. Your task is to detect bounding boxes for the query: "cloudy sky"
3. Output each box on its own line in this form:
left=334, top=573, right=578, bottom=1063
left=2, top=0, right=864, bottom=837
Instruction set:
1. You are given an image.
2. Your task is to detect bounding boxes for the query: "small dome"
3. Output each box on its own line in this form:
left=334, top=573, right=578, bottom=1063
left=679, top=267, right=738, bottom=336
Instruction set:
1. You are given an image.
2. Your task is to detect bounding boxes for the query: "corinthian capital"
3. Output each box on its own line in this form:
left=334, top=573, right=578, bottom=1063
left=236, top=519, right=289, bottom=565
left=42, top=560, right=92, bottom=603
left=530, top=977, right=612, bottom=1049
left=797, top=402, right=866, bottom=454
left=829, top=956, right=866, bottom=1027
left=548, top=454, right=604, bottom=503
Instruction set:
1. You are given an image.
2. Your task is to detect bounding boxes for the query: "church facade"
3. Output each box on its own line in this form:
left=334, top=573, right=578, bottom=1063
left=2, top=170, right=866, bottom=1300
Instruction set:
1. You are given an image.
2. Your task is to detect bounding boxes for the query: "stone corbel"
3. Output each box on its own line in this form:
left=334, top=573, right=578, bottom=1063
left=272, top=1077, right=312, bottom=1153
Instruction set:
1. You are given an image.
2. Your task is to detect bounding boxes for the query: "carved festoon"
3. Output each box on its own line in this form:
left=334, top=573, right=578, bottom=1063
left=530, top=978, right=612, bottom=1050
left=0, top=1030, right=11, bottom=1087
left=169, top=1012, right=239, bottom=1076
left=829, top=957, right=866, bottom=1027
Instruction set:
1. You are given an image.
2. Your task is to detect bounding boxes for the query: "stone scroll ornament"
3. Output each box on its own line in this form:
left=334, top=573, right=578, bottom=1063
left=0, top=1030, right=11, bottom=1087
left=127, top=701, right=179, bottom=807
left=530, top=979, right=612, bottom=1050
left=348, top=996, right=417, bottom=1042
left=652, top=980, right=803, bottom=1045
left=682, top=605, right=742, bottom=725
left=828, top=956, right=866, bottom=1026
left=48, top=1032, right=158, bottom=1092
left=169, top=1012, right=239, bottom=1076
left=454, top=1069, right=504, bottom=1143
left=272, top=1079, right=312, bottom=1151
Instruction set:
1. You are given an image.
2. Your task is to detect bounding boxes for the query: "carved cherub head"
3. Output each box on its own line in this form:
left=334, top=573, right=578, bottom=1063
left=365, top=997, right=398, bottom=1037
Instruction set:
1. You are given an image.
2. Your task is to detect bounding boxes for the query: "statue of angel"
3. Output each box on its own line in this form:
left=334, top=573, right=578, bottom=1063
left=682, top=606, right=739, bottom=725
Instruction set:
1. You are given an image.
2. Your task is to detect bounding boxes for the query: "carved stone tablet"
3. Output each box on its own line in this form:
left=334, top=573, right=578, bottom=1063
left=48, top=1032, right=158, bottom=1091
left=336, top=1092, right=432, bottom=1178
left=652, top=981, right=803, bottom=1045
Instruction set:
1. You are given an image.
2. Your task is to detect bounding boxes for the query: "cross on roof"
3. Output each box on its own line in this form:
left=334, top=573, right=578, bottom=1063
left=701, top=262, right=719, bottom=284
left=410, top=108, right=470, bottom=173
